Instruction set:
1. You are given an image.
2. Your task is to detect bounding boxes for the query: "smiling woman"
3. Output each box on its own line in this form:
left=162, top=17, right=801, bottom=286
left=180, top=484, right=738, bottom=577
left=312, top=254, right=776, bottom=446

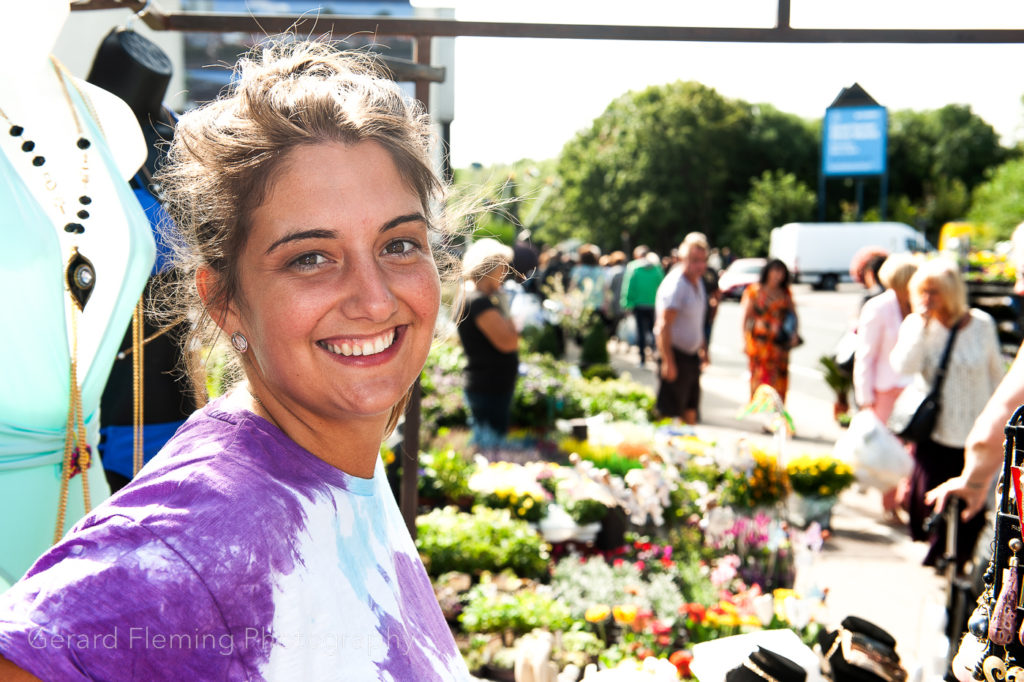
left=0, top=40, right=471, bottom=680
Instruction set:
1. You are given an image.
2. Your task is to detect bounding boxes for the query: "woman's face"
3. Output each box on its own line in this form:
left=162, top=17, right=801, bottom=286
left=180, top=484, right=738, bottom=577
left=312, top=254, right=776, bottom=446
left=766, top=264, right=786, bottom=287
left=223, top=141, right=440, bottom=426
left=916, top=279, right=945, bottom=315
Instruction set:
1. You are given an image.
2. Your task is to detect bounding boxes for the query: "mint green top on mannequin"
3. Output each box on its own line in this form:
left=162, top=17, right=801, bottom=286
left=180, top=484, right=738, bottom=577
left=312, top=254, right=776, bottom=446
left=0, top=74, right=155, bottom=587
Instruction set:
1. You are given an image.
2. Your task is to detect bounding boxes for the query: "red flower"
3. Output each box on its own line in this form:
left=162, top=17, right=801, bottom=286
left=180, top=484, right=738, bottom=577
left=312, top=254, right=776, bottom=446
left=670, top=650, right=693, bottom=678
left=651, top=619, right=673, bottom=636
left=632, top=608, right=655, bottom=632
left=635, top=560, right=646, bottom=572
left=681, top=603, right=706, bottom=623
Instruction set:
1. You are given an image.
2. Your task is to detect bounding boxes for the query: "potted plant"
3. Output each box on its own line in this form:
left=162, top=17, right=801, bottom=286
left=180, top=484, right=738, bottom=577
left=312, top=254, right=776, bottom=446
left=819, top=355, right=853, bottom=422
left=785, top=453, right=856, bottom=529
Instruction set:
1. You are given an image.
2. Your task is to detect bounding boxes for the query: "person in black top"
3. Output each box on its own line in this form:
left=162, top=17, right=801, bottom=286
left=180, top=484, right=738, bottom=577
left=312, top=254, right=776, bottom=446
left=456, top=238, right=519, bottom=447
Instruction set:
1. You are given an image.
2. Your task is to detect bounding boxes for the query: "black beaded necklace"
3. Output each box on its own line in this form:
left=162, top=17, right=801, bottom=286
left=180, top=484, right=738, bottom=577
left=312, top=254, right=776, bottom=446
left=0, top=57, right=97, bottom=311
left=0, top=57, right=106, bottom=536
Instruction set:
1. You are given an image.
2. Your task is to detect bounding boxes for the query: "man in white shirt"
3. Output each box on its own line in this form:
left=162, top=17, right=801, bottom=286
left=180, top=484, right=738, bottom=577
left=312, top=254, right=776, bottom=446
left=654, top=233, right=709, bottom=425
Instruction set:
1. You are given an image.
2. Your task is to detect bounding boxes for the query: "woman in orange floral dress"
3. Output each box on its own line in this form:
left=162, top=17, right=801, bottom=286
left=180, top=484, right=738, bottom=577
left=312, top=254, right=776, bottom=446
left=741, top=259, right=799, bottom=402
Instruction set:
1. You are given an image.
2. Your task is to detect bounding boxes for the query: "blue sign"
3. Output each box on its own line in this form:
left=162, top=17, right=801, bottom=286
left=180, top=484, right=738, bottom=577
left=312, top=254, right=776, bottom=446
left=822, top=106, right=888, bottom=176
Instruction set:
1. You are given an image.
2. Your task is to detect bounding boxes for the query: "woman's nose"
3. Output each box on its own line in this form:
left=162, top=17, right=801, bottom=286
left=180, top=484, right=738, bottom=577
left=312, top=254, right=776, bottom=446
left=339, top=258, right=398, bottom=321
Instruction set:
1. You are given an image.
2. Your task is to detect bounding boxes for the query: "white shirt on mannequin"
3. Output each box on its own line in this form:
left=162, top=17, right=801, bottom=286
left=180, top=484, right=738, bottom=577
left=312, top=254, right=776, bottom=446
left=0, top=0, right=145, bottom=379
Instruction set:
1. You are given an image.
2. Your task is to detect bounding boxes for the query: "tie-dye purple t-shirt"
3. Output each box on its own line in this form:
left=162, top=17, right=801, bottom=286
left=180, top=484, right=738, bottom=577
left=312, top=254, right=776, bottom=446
left=0, top=399, right=470, bottom=680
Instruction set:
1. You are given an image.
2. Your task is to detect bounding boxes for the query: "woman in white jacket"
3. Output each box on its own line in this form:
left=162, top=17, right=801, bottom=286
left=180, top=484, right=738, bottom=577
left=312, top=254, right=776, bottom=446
left=890, top=257, right=1004, bottom=570
left=853, top=254, right=919, bottom=517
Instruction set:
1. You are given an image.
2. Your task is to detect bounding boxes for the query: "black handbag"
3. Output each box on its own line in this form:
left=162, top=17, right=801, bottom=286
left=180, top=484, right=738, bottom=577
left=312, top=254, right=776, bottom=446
left=888, top=317, right=963, bottom=444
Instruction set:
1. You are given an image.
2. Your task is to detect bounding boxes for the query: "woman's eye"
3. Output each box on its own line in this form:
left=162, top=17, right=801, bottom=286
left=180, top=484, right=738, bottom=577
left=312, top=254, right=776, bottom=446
left=384, top=239, right=420, bottom=256
left=291, top=253, right=328, bottom=269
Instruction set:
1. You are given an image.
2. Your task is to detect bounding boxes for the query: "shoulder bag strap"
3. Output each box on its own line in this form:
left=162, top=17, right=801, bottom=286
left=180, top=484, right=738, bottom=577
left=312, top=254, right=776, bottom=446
left=930, top=315, right=965, bottom=396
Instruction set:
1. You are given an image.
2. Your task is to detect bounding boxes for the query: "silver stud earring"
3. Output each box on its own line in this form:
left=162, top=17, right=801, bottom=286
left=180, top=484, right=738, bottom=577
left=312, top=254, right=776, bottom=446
left=231, top=331, right=248, bottom=353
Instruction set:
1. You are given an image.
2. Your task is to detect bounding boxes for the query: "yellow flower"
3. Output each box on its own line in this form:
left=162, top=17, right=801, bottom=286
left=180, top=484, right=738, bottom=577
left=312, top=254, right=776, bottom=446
left=585, top=605, right=611, bottom=623
left=718, top=613, right=741, bottom=627
left=612, top=604, right=638, bottom=625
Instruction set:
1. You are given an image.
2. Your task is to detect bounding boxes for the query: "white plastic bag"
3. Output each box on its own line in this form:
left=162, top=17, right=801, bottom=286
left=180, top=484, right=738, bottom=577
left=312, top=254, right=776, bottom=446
left=615, top=314, right=637, bottom=346
left=834, top=410, right=913, bottom=490
left=508, top=291, right=545, bottom=331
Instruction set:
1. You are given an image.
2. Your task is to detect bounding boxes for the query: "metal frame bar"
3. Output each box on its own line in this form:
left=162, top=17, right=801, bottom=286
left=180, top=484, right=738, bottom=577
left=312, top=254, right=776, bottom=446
left=69, top=0, right=1024, bottom=44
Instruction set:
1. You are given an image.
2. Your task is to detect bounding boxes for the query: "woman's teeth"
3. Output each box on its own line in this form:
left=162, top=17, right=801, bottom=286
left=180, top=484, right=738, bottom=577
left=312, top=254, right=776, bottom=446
left=321, top=330, right=396, bottom=357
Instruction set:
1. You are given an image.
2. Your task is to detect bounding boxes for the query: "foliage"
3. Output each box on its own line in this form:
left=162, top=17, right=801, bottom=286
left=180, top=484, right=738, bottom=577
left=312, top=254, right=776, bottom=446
left=724, top=170, right=816, bottom=256
left=420, top=343, right=470, bottom=432
left=418, top=446, right=475, bottom=504
left=460, top=577, right=574, bottom=637
left=884, top=105, right=1012, bottom=240
left=512, top=353, right=585, bottom=428
left=582, top=363, right=618, bottom=381
left=580, top=321, right=611, bottom=367
left=969, top=157, right=1024, bottom=239
left=818, top=355, right=853, bottom=402
left=560, top=496, right=610, bottom=525
left=520, top=322, right=564, bottom=357
left=573, top=375, right=656, bottom=423
left=719, top=449, right=787, bottom=510
left=415, top=506, right=550, bottom=579
left=785, top=454, right=856, bottom=498
left=538, top=82, right=818, bottom=254
left=551, top=556, right=688, bottom=626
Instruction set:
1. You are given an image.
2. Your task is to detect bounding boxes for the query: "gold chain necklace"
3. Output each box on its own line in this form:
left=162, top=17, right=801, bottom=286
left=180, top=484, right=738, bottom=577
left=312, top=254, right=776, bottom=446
left=0, top=56, right=101, bottom=541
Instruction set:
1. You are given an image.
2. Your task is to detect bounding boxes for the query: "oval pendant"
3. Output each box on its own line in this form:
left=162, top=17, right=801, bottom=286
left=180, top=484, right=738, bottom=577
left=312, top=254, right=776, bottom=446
left=968, top=603, right=990, bottom=639
left=65, top=249, right=95, bottom=311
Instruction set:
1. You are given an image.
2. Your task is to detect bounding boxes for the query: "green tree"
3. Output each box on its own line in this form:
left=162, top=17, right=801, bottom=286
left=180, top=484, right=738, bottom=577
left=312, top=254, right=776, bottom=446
left=723, top=170, right=816, bottom=256
left=538, top=82, right=816, bottom=255
left=968, top=158, right=1024, bottom=239
left=883, top=105, right=1009, bottom=238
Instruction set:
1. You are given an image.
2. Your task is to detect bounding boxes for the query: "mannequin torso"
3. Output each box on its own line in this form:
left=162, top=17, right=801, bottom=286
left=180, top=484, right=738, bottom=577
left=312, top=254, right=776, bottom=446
left=0, top=0, right=155, bottom=585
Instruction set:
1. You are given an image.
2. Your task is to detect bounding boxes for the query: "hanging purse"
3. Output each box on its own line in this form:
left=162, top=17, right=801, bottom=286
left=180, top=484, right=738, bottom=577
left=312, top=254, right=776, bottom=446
left=887, top=316, right=963, bottom=444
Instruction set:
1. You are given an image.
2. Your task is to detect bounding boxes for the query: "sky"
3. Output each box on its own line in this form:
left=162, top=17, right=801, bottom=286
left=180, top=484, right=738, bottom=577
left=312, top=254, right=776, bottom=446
left=413, top=0, right=1024, bottom=169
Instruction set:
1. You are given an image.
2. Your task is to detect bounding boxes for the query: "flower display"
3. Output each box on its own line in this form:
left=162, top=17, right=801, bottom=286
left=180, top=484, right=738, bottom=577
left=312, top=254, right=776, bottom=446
left=468, top=460, right=551, bottom=522
left=719, top=447, right=787, bottom=509
left=785, top=453, right=855, bottom=498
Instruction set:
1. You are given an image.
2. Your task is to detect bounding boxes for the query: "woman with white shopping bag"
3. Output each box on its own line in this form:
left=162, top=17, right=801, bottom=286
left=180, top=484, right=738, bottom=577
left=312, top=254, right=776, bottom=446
left=852, top=254, right=919, bottom=518
left=889, top=257, right=1004, bottom=570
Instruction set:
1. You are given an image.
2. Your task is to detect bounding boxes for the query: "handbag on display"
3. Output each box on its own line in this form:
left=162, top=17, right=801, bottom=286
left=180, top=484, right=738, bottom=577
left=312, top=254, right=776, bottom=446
left=887, top=317, right=963, bottom=444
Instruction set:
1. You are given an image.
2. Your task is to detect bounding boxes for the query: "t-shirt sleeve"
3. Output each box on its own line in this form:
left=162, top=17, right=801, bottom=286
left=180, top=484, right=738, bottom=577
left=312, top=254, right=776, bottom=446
left=0, top=515, right=247, bottom=681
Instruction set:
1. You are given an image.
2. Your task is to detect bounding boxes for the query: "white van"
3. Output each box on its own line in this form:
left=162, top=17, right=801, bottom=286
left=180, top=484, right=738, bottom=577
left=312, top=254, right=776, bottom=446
left=768, top=222, right=932, bottom=290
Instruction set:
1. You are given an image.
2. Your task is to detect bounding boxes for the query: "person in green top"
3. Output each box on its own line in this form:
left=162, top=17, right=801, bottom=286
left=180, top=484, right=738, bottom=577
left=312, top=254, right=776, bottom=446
left=620, top=245, right=665, bottom=367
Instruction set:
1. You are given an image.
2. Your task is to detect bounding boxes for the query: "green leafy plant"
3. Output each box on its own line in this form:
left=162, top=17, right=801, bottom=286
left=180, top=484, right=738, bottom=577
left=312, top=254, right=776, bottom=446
left=818, top=355, right=852, bottom=404
left=415, top=506, right=550, bottom=579
left=560, top=496, right=610, bottom=525
left=582, top=363, right=618, bottom=381
left=418, top=446, right=476, bottom=504
left=460, top=580, right=575, bottom=641
left=580, top=321, right=610, bottom=367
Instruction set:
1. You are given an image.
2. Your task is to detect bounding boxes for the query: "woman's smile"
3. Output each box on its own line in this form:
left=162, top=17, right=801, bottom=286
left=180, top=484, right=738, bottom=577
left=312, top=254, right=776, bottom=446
left=316, top=326, right=402, bottom=359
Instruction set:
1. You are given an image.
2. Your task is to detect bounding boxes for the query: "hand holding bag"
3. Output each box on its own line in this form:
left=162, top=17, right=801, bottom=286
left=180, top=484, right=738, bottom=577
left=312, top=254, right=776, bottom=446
left=887, top=316, right=963, bottom=444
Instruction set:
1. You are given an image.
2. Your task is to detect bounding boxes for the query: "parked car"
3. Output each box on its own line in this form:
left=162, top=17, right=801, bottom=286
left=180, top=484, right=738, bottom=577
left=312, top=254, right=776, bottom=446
left=718, top=258, right=767, bottom=300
